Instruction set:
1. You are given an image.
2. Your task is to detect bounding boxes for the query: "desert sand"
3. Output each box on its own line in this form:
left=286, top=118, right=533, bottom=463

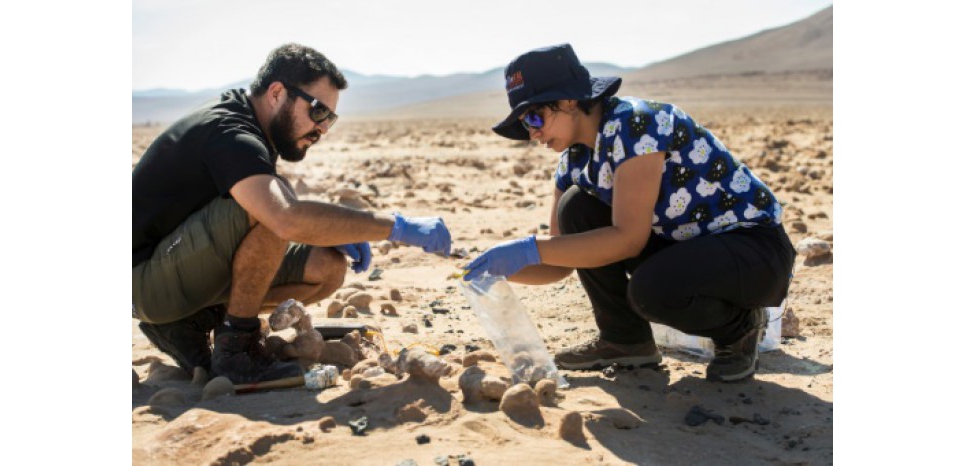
left=132, top=74, right=833, bottom=465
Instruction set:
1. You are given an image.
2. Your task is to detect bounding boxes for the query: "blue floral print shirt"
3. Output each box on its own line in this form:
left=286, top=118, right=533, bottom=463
left=554, top=96, right=782, bottom=241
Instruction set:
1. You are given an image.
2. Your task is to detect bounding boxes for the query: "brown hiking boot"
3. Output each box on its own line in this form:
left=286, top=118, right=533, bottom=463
left=554, top=338, right=662, bottom=370
left=706, top=307, right=767, bottom=382
left=211, top=325, right=303, bottom=384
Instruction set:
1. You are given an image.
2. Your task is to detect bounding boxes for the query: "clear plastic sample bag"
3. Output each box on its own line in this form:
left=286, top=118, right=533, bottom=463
left=459, top=273, right=569, bottom=388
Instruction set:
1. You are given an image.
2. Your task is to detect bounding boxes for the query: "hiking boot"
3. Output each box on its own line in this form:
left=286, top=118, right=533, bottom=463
left=706, top=307, right=767, bottom=382
left=211, top=325, right=303, bottom=384
left=138, top=305, right=226, bottom=373
left=554, top=338, right=662, bottom=370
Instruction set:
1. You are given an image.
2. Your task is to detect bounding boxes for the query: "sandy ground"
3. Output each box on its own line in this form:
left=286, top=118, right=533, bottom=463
left=132, top=100, right=833, bottom=465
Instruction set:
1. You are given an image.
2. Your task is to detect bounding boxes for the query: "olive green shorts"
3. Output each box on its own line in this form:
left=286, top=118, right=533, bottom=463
left=132, top=197, right=313, bottom=324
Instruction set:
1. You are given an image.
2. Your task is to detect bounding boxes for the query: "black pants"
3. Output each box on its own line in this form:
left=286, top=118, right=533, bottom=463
left=557, top=187, right=796, bottom=346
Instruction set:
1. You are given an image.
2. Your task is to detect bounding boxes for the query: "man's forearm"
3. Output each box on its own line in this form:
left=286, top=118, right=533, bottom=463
left=279, top=200, right=396, bottom=246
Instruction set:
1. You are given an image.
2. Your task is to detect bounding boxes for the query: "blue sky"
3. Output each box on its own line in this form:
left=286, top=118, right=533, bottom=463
left=133, top=0, right=832, bottom=91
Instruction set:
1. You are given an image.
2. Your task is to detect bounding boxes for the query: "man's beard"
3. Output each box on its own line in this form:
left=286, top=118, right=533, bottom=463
left=268, top=101, right=319, bottom=162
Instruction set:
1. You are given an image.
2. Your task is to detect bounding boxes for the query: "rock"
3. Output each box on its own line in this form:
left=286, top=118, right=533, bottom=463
left=266, top=335, right=290, bottom=358
left=335, top=289, right=359, bottom=301
left=499, top=384, right=542, bottom=426
left=377, top=240, right=394, bottom=255
left=535, top=379, right=558, bottom=406
left=558, top=411, right=586, bottom=444
left=402, top=322, right=418, bottom=333
left=347, top=292, right=374, bottom=309
left=351, top=359, right=380, bottom=377
left=148, top=388, right=186, bottom=407
left=461, top=350, right=497, bottom=367
left=343, top=305, right=358, bottom=318
left=480, top=376, right=510, bottom=401
left=146, top=361, right=189, bottom=382
left=415, top=434, right=431, bottom=445
left=458, top=366, right=487, bottom=402
left=320, top=340, right=359, bottom=367
left=605, top=408, right=643, bottom=429
left=790, top=220, right=808, bottom=233
left=782, top=307, right=802, bottom=338
left=684, top=405, right=725, bottom=426
left=402, top=347, right=453, bottom=383
left=269, top=299, right=307, bottom=330
left=390, top=289, right=403, bottom=301
left=326, top=300, right=345, bottom=318
left=202, top=377, right=235, bottom=400
left=795, top=237, right=832, bottom=259
left=342, top=368, right=352, bottom=381
left=349, top=416, right=369, bottom=436
left=318, top=416, right=337, bottom=432
left=191, top=366, right=209, bottom=388
left=380, top=303, right=399, bottom=316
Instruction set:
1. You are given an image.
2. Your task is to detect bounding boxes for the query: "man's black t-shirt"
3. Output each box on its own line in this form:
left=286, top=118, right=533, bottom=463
left=132, top=89, right=277, bottom=267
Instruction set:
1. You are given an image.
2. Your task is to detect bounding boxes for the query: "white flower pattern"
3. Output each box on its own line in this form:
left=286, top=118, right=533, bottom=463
left=688, top=138, right=712, bottom=164
left=696, top=177, right=721, bottom=197
left=603, top=119, right=621, bottom=137
left=665, top=187, right=691, bottom=219
left=709, top=211, right=739, bottom=231
left=671, top=223, right=701, bottom=240
left=598, top=162, right=613, bottom=189
left=611, top=137, right=626, bottom=163
left=729, top=166, right=752, bottom=193
left=634, top=134, right=659, bottom=155
left=656, top=110, right=673, bottom=136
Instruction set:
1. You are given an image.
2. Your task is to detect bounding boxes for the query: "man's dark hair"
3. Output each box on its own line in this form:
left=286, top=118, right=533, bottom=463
left=250, top=43, right=348, bottom=96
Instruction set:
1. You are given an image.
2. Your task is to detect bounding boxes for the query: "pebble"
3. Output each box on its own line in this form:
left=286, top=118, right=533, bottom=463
left=605, top=408, right=643, bottom=429
left=461, top=350, right=497, bottom=367
left=146, top=361, right=189, bottom=382
left=479, top=376, right=510, bottom=401
left=380, top=303, right=399, bottom=316
left=347, top=292, right=374, bottom=309
left=148, top=387, right=186, bottom=407
left=368, top=268, right=383, bottom=281
left=685, top=405, right=725, bottom=426
left=439, top=344, right=457, bottom=355
left=202, top=376, right=234, bottom=400
left=499, top=384, right=541, bottom=425
left=377, top=240, right=393, bottom=255
left=534, top=379, right=558, bottom=406
left=343, top=305, right=358, bottom=318
left=558, top=411, right=586, bottom=444
left=390, top=289, right=403, bottom=301
left=416, top=434, right=431, bottom=445
left=318, top=416, right=336, bottom=431
left=326, top=300, right=345, bottom=318
left=795, top=237, right=832, bottom=259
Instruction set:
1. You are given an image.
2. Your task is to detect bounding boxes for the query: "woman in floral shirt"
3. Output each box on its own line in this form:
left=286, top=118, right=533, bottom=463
left=463, top=44, right=795, bottom=382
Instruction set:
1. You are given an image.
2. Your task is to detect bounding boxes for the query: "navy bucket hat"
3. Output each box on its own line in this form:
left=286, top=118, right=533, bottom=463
left=492, top=43, right=622, bottom=141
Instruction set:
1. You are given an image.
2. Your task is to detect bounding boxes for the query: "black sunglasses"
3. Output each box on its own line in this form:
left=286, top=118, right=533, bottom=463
left=283, top=84, right=338, bottom=127
left=520, top=105, right=547, bottom=132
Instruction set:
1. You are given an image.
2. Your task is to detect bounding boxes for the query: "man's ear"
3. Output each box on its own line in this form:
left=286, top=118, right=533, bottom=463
left=559, top=99, right=578, bottom=112
left=266, top=81, right=287, bottom=108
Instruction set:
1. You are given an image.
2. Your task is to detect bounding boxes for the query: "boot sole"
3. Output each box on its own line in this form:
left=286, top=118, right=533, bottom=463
left=707, top=319, right=766, bottom=382
left=556, top=353, right=663, bottom=370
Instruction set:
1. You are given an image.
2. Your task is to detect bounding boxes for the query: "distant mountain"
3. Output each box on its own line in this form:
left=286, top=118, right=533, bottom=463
left=625, top=6, right=832, bottom=82
left=133, top=62, right=636, bottom=124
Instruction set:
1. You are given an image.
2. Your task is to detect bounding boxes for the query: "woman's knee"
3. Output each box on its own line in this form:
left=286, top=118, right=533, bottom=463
left=627, top=265, right=678, bottom=325
left=557, top=186, right=610, bottom=235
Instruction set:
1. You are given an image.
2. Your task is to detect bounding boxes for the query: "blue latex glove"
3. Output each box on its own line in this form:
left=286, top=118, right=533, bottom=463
left=463, top=235, right=541, bottom=281
left=335, top=242, right=372, bottom=273
left=388, top=214, right=452, bottom=256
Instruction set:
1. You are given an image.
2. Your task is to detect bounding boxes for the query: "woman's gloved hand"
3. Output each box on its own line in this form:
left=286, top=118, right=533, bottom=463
left=463, top=235, right=541, bottom=281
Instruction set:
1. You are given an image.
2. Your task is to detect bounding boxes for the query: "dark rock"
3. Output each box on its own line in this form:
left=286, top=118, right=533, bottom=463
left=416, top=434, right=431, bottom=445
left=753, top=413, right=770, bottom=425
left=423, top=318, right=433, bottom=328
left=456, top=455, right=475, bottom=466
left=602, top=364, right=617, bottom=378
left=465, top=344, right=481, bottom=352
left=439, top=344, right=458, bottom=355
left=431, top=307, right=450, bottom=314
left=368, top=268, right=383, bottom=281
left=685, top=405, right=725, bottom=426
left=742, top=398, right=753, bottom=405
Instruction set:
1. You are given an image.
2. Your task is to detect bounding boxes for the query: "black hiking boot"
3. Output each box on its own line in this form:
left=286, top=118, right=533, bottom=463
left=138, top=304, right=226, bottom=373
left=706, top=307, right=767, bottom=382
left=211, top=324, right=303, bottom=384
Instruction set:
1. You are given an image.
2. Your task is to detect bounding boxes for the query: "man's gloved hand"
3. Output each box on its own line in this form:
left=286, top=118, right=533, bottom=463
left=335, top=242, right=372, bottom=273
left=388, top=214, right=452, bottom=256
left=463, top=235, right=541, bottom=281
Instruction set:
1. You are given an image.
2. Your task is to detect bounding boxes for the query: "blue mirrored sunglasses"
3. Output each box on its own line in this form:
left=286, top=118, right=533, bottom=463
left=520, top=107, right=545, bottom=131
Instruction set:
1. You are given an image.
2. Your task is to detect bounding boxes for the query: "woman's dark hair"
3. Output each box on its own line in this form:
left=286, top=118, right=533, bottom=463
left=543, top=96, right=605, bottom=115
left=250, top=43, right=348, bottom=96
